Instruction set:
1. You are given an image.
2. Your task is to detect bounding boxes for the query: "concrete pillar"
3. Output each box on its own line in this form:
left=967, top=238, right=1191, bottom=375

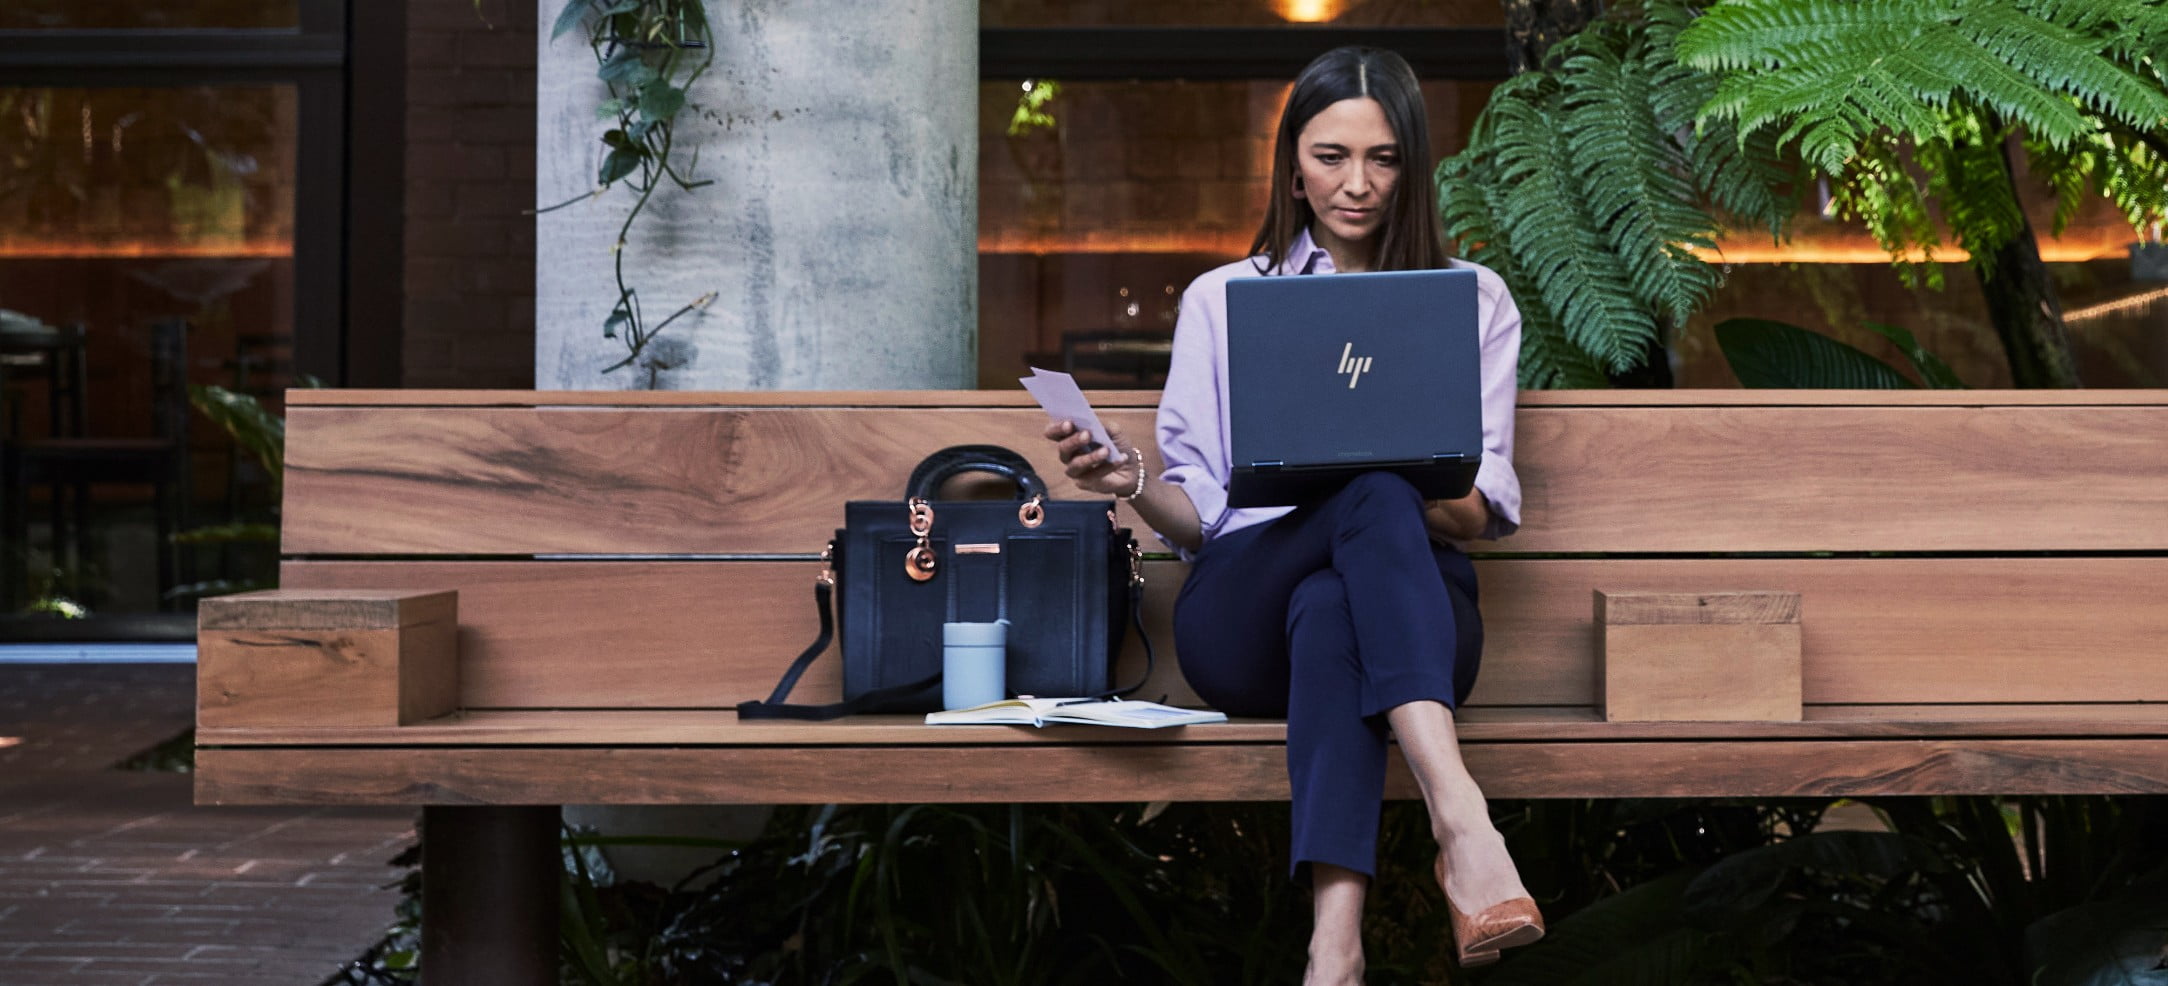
left=535, top=0, right=978, bottom=390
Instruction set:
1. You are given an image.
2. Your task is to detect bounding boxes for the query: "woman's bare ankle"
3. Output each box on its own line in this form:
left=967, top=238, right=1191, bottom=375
left=1303, top=939, right=1365, bottom=986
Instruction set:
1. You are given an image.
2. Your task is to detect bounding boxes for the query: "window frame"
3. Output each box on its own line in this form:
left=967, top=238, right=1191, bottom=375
left=0, top=0, right=403, bottom=387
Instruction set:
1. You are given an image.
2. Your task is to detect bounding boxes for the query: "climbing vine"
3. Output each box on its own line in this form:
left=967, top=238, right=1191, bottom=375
left=543, top=0, right=717, bottom=373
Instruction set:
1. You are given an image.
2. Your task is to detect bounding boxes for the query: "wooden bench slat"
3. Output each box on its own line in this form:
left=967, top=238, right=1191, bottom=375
left=281, top=556, right=2168, bottom=709
left=1482, top=557, right=2168, bottom=705
left=196, top=738, right=2168, bottom=805
left=283, top=389, right=2168, bottom=408
left=193, top=703, right=2168, bottom=748
left=282, top=399, right=2168, bottom=556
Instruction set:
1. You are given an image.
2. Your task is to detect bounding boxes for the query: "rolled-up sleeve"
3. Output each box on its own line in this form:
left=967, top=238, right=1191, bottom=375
left=1466, top=265, right=1523, bottom=540
left=1155, top=280, right=1230, bottom=555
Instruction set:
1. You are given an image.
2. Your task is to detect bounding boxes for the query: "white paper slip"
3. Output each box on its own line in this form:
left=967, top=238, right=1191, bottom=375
left=1020, top=367, right=1125, bottom=465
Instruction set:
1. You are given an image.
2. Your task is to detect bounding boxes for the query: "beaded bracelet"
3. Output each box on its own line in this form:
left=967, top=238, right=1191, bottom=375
left=1116, top=447, right=1147, bottom=500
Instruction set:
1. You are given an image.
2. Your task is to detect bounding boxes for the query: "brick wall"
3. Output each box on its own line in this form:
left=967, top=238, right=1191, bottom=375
left=402, top=0, right=536, bottom=389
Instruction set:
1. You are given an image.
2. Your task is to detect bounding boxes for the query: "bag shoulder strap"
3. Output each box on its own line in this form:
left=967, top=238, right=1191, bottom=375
left=734, top=581, right=941, bottom=721
left=738, top=559, right=1160, bottom=720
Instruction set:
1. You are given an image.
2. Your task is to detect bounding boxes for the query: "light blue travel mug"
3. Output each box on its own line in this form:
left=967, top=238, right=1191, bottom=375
left=942, top=620, right=1008, bottom=710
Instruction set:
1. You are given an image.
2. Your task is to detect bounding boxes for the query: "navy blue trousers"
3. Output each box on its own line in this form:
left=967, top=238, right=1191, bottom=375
left=1173, top=472, right=1483, bottom=881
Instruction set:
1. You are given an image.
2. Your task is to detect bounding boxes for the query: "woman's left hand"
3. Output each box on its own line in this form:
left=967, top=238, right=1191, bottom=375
left=1046, top=418, right=1138, bottom=497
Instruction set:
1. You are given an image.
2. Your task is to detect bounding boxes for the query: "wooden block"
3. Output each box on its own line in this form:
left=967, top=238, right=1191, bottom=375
left=1597, top=590, right=1802, bottom=722
left=198, top=589, right=458, bottom=729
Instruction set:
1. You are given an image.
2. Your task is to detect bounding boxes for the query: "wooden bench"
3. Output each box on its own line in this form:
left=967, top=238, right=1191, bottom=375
left=194, top=388, right=2168, bottom=980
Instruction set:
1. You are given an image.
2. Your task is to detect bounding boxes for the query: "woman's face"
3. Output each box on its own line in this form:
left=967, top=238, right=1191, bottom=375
left=1292, top=96, right=1402, bottom=250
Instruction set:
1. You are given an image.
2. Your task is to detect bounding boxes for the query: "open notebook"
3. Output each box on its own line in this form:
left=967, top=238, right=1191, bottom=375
left=925, top=698, right=1228, bottom=729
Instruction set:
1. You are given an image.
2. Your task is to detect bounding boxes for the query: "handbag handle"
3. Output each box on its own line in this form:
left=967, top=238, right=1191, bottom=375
left=905, top=444, right=1050, bottom=502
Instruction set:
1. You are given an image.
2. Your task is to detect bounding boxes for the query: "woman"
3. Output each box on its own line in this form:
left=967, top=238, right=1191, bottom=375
left=1045, top=47, right=1539, bottom=981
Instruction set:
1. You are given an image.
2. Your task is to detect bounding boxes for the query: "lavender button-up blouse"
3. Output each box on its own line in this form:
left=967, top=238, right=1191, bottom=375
left=1154, top=227, right=1524, bottom=558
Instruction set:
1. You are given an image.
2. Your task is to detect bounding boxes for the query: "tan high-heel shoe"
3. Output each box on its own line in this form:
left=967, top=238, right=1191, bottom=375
left=1433, top=854, right=1545, bottom=968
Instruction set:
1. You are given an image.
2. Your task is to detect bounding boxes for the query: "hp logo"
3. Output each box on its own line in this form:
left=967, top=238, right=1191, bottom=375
left=1336, top=342, right=1373, bottom=389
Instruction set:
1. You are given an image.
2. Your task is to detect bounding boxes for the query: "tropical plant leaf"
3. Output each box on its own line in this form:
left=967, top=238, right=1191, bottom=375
left=598, top=145, right=644, bottom=185
left=1490, top=83, right=1661, bottom=374
left=1436, top=0, right=1792, bottom=387
left=1681, top=0, right=2168, bottom=285
left=636, top=81, right=685, bottom=122
left=551, top=0, right=590, bottom=41
left=1560, top=33, right=1721, bottom=326
left=1863, top=321, right=1969, bottom=387
left=188, top=384, right=284, bottom=482
left=1683, top=830, right=1939, bottom=928
left=1486, top=872, right=1721, bottom=985
left=1715, top=317, right=1920, bottom=388
left=2027, top=868, right=2168, bottom=986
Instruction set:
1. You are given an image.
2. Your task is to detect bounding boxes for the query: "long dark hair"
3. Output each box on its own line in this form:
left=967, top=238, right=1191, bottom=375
left=1248, top=46, right=1449, bottom=273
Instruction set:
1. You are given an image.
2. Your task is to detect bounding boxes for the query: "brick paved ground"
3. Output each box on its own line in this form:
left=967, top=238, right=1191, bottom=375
left=0, top=664, right=417, bottom=986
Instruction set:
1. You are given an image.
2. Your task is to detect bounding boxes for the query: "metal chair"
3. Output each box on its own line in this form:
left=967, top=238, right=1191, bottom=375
left=2, top=319, right=192, bottom=612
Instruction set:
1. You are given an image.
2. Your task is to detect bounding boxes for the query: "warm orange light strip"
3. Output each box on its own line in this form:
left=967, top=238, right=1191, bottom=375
left=2065, top=284, right=2168, bottom=323
left=979, top=230, right=1255, bottom=255
left=0, top=239, right=292, bottom=260
left=1699, top=234, right=2137, bottom=264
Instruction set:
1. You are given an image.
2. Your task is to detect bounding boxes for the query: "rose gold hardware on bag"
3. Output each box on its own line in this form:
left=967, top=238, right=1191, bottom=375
left=955, top=543, right=1002, bottom=554
left=1129, top=541, right=1145, bottom=588
left=817, top=544, right=836, bottom=587
left=1019, top=494, right=1045, bottom=528
left=906, top=498, right=938, bottom=582
left=906, top=546, right=938, bottom=581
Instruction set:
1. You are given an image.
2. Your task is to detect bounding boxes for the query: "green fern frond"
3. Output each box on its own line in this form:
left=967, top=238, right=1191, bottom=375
left=1490, top=95, right=1661, bottom=373
left=1438, top=0, right=1801, bottom=386
left=1516, top=298, right=1615, bottom=389
left=2025, top=136, right=2099, bottom=234
left=1673, top=0, right=1954, bottom=71
left=1681, top=0, right=2153, bottom=163
left=1640, top=0, right=1797, bottom=234
left=1562, top=41, right=1721, bottom=326
left=1919, top=128, right=2028, bottom=256
left=2100, top=137, right=2168, bottom=232
left=2031, top=129, right=2168, bottom=237
left=1827, top=140, right=1949, bottom=288
left=1439, top=146, right=1610, bottom=389
left=2013, top=0, right=2168, bottom=70
left=1959, top=2, right=2168, bottom=135
left=1691, top=118, right=1795, bottom=236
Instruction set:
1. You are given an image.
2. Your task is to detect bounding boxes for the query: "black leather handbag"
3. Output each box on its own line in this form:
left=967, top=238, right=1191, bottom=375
left=738, top=445, right=1150, bottom=720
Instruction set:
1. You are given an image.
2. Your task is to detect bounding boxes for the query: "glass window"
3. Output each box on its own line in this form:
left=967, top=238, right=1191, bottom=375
left=1, top=85, right=296, bottom=619
left=0, top=1, right=299, bottom=30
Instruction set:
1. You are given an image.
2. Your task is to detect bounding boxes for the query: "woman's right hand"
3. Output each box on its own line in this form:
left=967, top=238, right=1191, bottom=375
left=1045, top=418, right=1138, bottom=497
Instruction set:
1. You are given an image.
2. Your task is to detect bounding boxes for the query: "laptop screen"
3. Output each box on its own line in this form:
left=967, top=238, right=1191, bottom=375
left=1224, top=268, right=1483, bottom=506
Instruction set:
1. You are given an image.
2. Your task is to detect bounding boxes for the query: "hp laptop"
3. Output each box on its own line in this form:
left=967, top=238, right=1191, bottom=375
left=1225, top=268, right=1483, bottom=509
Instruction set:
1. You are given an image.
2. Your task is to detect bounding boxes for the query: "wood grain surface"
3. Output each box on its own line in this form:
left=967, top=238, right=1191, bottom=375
left=196, top=589, right=456, bottom=630
left=194, top=703, right=2168, bottom=748
left=197, top=624, right=456, bottom=728
left=281, top=403, right=2168, bottom=555
left=195, top=737, right=2168, bottom=805
left=284, top=389, right=2168, bottom=408
left=1602, top=623, right=1803, bottom=722
left=1596, top=591, right=1801, bottom=625
left=279, top=556, right=2168, bottom=709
